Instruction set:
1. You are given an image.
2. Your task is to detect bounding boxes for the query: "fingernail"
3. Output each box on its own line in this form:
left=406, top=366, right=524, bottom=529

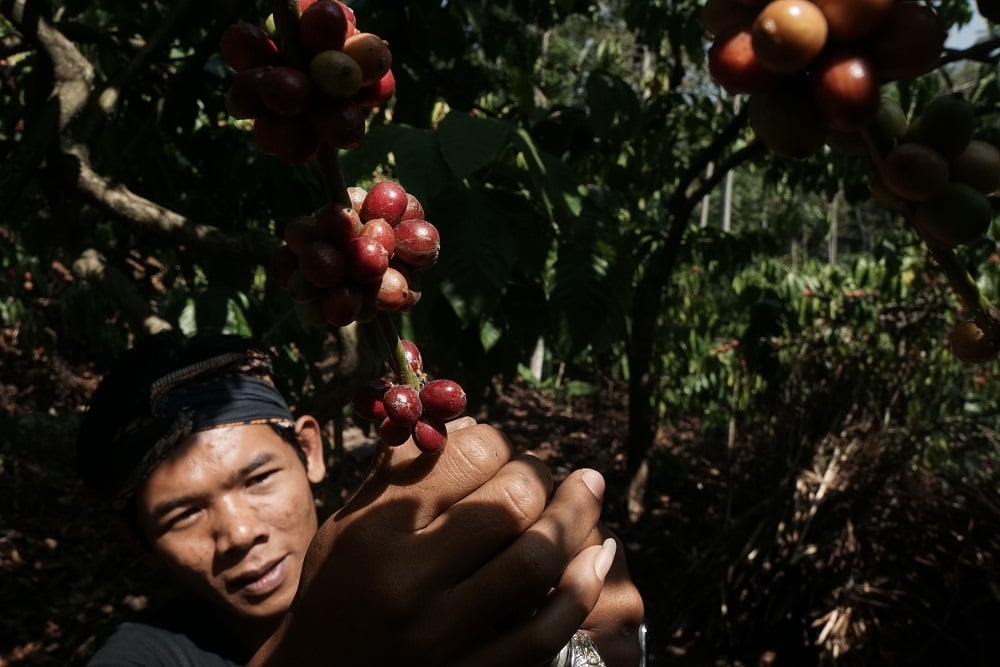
left=594, top=537, right=617, bottom=581
left=581, top=469, right=605, bottom=499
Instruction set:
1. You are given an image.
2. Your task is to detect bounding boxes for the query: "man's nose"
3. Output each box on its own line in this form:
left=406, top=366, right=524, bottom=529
left=214, top=494, right=266, bottom=555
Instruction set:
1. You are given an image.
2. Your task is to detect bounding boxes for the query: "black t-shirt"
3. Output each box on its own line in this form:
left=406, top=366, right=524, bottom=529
left=86, top=597, right=251, bottom=667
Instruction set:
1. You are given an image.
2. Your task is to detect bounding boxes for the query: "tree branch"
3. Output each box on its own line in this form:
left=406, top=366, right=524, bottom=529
left=940, top=36, right=1000, bottom=67
left=0, top=9, right=94, bottom=218
left=58, top=147, right=279, bottom=263
left=671, top=103, right=750, bottom=211
left=71, top=248, right=174, bottom=335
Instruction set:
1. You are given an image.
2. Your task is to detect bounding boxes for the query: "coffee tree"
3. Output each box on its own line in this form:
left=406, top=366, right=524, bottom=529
left=3, top=0, right=1000, bottom=663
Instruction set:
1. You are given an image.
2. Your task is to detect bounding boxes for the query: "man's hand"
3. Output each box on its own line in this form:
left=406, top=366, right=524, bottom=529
left=578, top=527, right=646, bottom=667
left=250, top=418, right=621, bottom=666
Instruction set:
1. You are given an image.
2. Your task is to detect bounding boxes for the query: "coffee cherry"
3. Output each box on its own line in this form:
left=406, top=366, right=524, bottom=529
left=907, top=95, right=975, bottom=160
left=811, top=49, right=880, bottom=132
left=309, top=49, right=364, bottom=99
left=355, top=69, right=396, bottom=108
left=347, top=186, right=368, bottom=213
left=361, top=181, right=409, bottom=226
left=342, top=32, right=392, bottom=85
left=345, top=236, right=390, bottom=283
left=393, top=220, right=441, bottom=269
left=383, top=384, right=423, bottom=425
left=253, top=113, right=321, bottom=164
left=951, top=140, right=1000, bottom=195
left=283, top=215, right=323, bottom=255
left=258, top=67, right=314, bottom=117
left=299, top=0, right=350, bottom=54
left=413, top=417, right=448, bottom=454
left=389, top=261, right=422, bottom=310
left=360, top=218, right=395, bottom=255
left=330, top=1, right=357, bottom=33
left=226, top=67, right=270, bottom=119
left=882, top=143, right=949, bottom=202
left=950, top=320, right=997, bottom=364
left=748, top=85, right=826, bottom=159
left=420, top=379, right=467, bottom=421
left=812, top=0, right=895, bottom=42
left=298, top=240, right=346, bottom=289
left=220, top=23, right=280, bottom=72
left=400, top=193, right=425, bottom=223
left=315, top=203, right=362, bottom=245
left=751, top=0, right=828, bottom=75
left=912, top=182, right=994, bottom=248
left=353, top=379, right=391, bottom=421
left=372, top=265, right=413, bottom=311
left=389, top=339, right=423, bottom=376
left=323, top=283, right=365, bottom=327
left=310, top=99, right=366, bottom=150
left=379, top=416, right=413, bottom=447
left=868, top=2, right=946, bottom=81
left=708, top=30, right=784, bottom=95
left=700, top=0, right=760, bottom=39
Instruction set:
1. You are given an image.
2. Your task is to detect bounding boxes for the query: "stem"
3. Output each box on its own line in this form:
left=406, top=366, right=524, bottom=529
left=926, top=244, right=1000, bottom=340
left=375, top=312, right=420, bottom=389
left=272, top=0, right=305, bottom=70
left=318, top=144, right=351, bottom=208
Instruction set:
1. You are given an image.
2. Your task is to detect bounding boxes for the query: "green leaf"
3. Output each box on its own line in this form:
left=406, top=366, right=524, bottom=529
left=437, top=111, right=513, bottom=179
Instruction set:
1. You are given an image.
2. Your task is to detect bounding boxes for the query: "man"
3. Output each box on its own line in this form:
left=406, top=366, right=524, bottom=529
left=76, top=331, right=645, bottom=666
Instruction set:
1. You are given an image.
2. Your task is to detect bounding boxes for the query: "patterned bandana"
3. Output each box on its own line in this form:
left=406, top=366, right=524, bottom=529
left=109, top=349, right=295, bottom=505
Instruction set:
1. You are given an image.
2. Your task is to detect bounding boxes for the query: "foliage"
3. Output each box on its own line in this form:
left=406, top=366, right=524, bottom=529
left=3, top=0, right=1000, bottom=664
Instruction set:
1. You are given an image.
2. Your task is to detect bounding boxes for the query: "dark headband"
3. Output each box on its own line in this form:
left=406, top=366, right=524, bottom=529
left=109, top=352, right=295, bottom=504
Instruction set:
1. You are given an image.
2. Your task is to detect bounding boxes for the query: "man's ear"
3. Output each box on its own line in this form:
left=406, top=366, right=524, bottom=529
left=294, top=415, right=327, bottom=483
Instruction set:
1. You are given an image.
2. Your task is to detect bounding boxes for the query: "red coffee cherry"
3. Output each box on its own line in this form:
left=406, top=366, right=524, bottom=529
left=298, top=240, right=346, bottom=289
left=379, top=416, right=413, bottom=447
left=322, top=283, right=365, bottom=327
left=361, top=181, right=409, bottom=226
left=226, top=67, right=270, bottom=119
left=383, top=384, right=423, bottom=425
left=393, top=219, right=440, bottom=269
left=258, top=67, right=314, bottom=117
left=360, top=218, right=395, bottom=255
left=315, top=203, right=362, bottom=245
left=220, top=23, right=280, bottom=72
left=352, top=379, right=391, bottom=421
left=299, top=0, right=350, bottom=53
left=344, top=236, right=389, bottom=283
left=419, top=379, right=467, bottom=421
left=413, top=417, right=447, bottom=454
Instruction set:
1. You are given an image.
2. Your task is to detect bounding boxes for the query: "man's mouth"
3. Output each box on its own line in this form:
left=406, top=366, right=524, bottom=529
left=228, top=555, right=288, bottom=597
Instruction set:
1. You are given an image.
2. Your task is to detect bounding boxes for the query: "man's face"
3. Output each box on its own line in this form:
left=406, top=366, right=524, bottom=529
left=135, top=422, right=325, bottom=624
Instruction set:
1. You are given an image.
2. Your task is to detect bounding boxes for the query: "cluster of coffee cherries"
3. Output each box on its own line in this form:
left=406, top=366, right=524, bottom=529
left=861, top=93, right=1000, bottom=364
left=220, top=0, right=394, bottom=163
left=868, top=94, right=999, bottom=248
left=352, top=340, right=468, bottom=453
left=271, top=180, right=440, bottom=327
left=704, top=0, right=946, bottom=158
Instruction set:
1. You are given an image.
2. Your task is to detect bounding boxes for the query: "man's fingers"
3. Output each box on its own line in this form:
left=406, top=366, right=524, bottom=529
left=443, top=468, right=607, bottom=627
left=451, top=539, right=616, bottom=667
left=344, top=423, right=516, bottom=530
left=415, top=454, right=554, bottom=582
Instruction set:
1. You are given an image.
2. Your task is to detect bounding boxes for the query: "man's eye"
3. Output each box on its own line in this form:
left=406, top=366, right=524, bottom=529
left=166, top=508, right=200, bottom=530
left=247, top=470, right=277, bottom=487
